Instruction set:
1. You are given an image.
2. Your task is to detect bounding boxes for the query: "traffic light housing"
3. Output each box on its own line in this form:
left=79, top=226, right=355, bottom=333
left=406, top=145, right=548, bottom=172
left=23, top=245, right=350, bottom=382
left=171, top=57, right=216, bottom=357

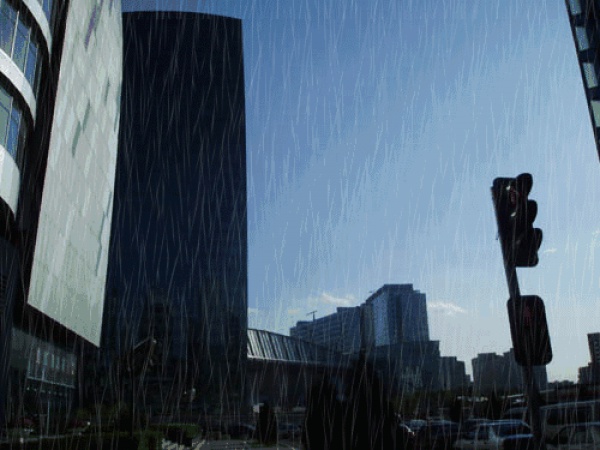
left=492, top=173, right=543, bottom=267
left=507, top=295, right=552, bottom=366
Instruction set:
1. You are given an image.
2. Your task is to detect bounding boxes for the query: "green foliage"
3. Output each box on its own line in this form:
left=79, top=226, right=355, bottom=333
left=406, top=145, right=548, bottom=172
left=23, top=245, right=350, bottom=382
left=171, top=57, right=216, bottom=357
left=137, top=430, right=163, bottom=450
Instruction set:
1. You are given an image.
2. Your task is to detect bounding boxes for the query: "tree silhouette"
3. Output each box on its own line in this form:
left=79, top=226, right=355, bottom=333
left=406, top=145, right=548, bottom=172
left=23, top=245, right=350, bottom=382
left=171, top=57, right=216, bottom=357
left=486, top=390, right=503, bottom=420
left=303, top=377, right=342, bottom=450
left=303, top=356, right=414, bottom=449
left=449, top=397, right=464, bottom=424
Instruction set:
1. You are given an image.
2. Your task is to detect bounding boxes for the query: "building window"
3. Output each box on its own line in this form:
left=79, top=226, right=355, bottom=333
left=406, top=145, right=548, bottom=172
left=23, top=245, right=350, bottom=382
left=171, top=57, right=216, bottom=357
left=0, top=84, right=26, bottom=160
left=13, top=20, right=28, bottom=69
left=39, top=0, right=53, bottom=24
left=568, top=0, right=582, bottom=16
left=0, top=2, right=16, bottom=55
left=0, top=0, right=41, bottom=92
left=583, top=62, right=598, bottom=89
left=592, top=100, right=600, bottom=129
left=575, top=27, right=590, bottom=52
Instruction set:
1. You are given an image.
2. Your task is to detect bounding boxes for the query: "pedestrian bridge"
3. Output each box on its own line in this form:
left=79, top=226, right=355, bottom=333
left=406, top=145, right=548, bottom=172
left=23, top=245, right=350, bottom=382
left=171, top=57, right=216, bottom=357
left=246, top=329, right=352, bottom=408
left=247, top=328, right=351, bottom=368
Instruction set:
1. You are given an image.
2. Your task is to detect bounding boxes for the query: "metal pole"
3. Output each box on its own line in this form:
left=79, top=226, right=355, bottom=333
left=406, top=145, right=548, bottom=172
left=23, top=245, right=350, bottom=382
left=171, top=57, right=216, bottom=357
left=493, top=183, right=546, bottom=449
left=503, top=261, right=520, bottom=300
left=130, top=373, right=135, bottom=438
left=503, top=255, right=545, bottom=449
left=524, top=364, right=545, bottom=449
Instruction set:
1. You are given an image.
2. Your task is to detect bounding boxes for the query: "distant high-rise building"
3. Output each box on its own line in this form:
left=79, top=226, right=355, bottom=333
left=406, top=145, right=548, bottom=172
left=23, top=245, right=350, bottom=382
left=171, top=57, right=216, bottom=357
left=577, top=332, right=600, bottom=384
left=439, top=356, right=470, bottom=391
left=579, top=363, right=595, bottom=384
left=472, top=349, right=547, bottom=394
left=290, top=306, right=362, bottom=354
left=104, top=7, right=247, bottom=413
left=472, top=353, right=508, bottom=394
left=290, top=284, right=443, bottom=394
left=290, top=284, right=429, bottom=354
left=588, top=332, right=600, bottom=364
left=0, top=0, right=122, bottom=427
left=364, top=284, right=429, bottom=348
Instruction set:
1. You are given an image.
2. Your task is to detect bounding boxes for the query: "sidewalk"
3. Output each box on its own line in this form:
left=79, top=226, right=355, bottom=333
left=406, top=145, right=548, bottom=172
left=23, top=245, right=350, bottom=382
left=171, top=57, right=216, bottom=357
left=193, top=439, right=299, bottom=450
left=162, top=437, right=206, bottom=450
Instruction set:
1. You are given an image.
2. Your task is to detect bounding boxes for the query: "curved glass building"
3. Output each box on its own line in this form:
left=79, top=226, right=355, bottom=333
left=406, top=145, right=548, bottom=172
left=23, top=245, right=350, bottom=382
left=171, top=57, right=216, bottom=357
left=0, top=0, right=122, bottom=429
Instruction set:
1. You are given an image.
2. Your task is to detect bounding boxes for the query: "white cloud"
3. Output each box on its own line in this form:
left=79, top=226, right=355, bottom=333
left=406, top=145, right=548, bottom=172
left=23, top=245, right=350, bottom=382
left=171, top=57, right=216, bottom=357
left=287, top=308, right=301, bottom=315
left=248, top=307, right=259, bottom=315
left=303, top=291, right=355, bottom=309
left=320, top=292, right=352, bottom=307
left=428, top=301, right=467, bottom=316
left=543, top=248, right=557, bottom=254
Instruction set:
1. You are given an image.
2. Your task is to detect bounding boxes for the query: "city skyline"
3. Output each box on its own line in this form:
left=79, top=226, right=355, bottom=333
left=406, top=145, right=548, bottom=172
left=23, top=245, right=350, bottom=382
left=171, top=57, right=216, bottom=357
left=126, top=0, right=600, bottom=383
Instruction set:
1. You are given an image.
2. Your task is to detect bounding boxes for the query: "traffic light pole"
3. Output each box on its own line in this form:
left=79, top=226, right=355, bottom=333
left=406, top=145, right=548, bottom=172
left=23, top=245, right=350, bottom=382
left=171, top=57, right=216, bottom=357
left=492, top=176, right=548, bottom=449
left=503, top=258, right=546, bottom=450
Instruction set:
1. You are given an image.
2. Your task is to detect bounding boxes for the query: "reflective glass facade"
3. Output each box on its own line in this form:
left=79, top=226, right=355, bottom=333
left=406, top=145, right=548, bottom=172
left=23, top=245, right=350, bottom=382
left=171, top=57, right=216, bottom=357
left=106, top=11, right=247, bottom=412
left=7, top=328, right=77, bottom=429
left=11, top=328, right=76, bottom=389
left=0, top=84, right=25, bottom=160
left=0, top=0, right=41, bottom=91
left=372, top=296, right=390, bottom=346
left=367, top=284, right=429, bottom=347
left=38, top=0, right=52, bottom=22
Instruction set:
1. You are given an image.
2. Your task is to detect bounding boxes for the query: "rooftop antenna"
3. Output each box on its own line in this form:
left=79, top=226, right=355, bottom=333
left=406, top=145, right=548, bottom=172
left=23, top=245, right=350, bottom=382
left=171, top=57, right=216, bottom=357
left=307, top=310, right=317, bottom=321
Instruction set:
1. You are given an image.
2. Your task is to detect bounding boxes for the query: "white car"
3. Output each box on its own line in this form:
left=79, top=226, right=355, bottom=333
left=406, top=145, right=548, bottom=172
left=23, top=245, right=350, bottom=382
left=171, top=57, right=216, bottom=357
left=546, top=422, right=600, bottom=449
left=454, top=420, right=533, bottom=449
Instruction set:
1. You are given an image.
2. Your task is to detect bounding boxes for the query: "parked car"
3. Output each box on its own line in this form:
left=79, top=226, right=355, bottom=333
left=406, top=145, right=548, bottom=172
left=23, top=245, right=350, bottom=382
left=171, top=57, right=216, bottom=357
left=461, top=418, right=490, bottom=433
left=415, top=420, right=460, bottom=449
left=540, top=400, right=600, bottom=443
left=397, top=422, right=415, bottom=436
left=546, top=422, right=600, bottom=449
left=503, top=407, right=528, bottom=422
left=406, top=419, right=428, bottom=433
left=454, top=420, right=533, bottom=449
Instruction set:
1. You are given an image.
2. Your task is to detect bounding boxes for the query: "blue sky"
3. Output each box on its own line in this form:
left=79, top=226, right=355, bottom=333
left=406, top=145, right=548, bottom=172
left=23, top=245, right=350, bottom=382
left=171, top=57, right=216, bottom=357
left=124, top=0, right=600, bottom=381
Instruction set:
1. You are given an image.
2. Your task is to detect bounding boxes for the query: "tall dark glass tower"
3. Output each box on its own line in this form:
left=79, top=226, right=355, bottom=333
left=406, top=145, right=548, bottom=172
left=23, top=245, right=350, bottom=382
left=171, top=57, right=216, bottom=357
left=105, top=11, right=247, bottom=414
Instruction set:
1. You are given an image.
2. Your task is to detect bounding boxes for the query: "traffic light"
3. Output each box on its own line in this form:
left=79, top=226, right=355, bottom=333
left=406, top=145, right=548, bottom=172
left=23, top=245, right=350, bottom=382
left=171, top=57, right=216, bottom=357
left=507, top=295, right=552, bottom=366
left=491, top=173, right=543, bottom=267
